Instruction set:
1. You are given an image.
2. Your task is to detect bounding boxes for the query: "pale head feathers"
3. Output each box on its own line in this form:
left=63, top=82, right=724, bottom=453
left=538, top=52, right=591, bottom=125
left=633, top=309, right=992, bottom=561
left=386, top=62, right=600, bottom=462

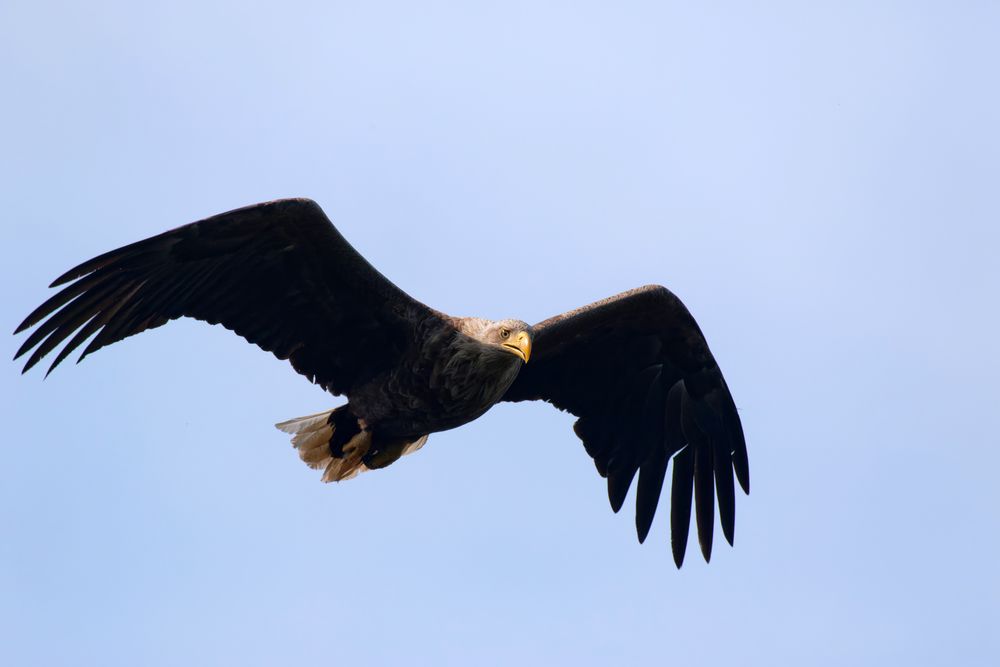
left=454, top=317, right=533, bottom=350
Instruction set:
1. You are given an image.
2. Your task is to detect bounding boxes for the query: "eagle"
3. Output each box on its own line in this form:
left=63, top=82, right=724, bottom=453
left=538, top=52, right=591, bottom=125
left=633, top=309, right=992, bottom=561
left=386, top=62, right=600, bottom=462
left=14, top=198, right=748, bottom=568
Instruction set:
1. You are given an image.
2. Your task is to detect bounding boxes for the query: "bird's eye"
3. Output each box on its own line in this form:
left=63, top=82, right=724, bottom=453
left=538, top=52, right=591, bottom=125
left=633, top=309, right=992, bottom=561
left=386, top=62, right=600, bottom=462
left=500, top=328, right=511, bottom=339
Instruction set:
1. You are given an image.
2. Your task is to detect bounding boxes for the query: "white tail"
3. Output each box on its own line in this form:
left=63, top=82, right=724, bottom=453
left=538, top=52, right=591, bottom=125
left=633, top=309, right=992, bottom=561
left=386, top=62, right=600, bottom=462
left=275, top=409, right=428, bottom=482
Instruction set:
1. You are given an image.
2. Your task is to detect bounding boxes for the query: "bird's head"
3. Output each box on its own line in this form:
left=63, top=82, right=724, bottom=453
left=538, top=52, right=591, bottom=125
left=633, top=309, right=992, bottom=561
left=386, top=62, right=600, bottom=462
left=475, top=319, right=533, bottom=363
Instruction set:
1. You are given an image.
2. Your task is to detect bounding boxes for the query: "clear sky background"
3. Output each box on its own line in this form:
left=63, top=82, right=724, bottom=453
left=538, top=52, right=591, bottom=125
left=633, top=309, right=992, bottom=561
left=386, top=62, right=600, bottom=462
left=2, top=2, right=998, bottom=665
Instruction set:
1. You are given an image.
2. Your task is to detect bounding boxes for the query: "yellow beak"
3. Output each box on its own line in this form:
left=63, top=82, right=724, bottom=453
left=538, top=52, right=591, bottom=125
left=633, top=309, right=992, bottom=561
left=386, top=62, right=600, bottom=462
left=503, top=331, right=532, bottom=363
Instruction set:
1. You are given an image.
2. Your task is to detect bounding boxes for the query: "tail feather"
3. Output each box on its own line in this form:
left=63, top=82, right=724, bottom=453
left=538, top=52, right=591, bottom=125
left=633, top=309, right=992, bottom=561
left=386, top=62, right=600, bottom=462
left=363, top=435, right=429, bottom=469
left=294, top=428, right=333, bottom=455
left=275, top=410, right=331, bottom=435
left=275, top=407, right=427, bottom=482
left=401, top=436, right=429, bottom=457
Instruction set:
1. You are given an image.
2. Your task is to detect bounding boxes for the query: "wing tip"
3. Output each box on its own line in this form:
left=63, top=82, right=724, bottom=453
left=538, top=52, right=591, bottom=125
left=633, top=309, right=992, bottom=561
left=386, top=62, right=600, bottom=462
left=735, top=461, right=751, bottom=495
left=609, top=492, right=626, bottom=514
left=607, top=473, right=633, bottom=514
left=50, top=264, right=91, bottom=288
left=636, top=521, right=650, bottom=545
left=671, top=537, right=686, bottom=569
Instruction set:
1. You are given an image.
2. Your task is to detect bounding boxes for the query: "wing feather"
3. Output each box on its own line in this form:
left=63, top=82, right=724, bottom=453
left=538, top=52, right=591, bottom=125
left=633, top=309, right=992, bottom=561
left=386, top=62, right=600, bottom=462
left=687, top=407, right=716, bottom=563
left=606, top=364, right=661, bottom=513
left=15, top=198, right=433, bottom=394
left=670, top=445, right=695, bottom=568
left=504, top=285, right=748, bottom=567
left=633, top=366, right=667, bottom=543
left=48, top=282, right=147, bottom=374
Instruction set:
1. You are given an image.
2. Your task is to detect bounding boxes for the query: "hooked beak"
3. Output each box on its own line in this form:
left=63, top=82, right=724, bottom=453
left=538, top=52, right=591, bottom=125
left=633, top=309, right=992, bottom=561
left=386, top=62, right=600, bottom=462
left=502, top=330, right=532, bottom=363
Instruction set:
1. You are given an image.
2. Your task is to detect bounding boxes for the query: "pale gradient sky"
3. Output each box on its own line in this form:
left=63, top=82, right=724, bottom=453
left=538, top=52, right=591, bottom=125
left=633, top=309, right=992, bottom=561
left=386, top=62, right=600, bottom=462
left=2, top=2, right=999, bottom=665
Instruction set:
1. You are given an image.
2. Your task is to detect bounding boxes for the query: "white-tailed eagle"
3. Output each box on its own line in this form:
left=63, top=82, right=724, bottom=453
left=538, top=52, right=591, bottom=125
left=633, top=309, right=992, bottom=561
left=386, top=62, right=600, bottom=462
left=14, top=198, right=748, bottom=568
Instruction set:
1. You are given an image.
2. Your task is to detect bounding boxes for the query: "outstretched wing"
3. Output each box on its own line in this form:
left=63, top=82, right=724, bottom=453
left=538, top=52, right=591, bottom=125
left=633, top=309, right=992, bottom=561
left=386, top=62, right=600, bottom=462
left=14, top=198, right=433, bottom=395
left=502, top=285, right=748, bottom=568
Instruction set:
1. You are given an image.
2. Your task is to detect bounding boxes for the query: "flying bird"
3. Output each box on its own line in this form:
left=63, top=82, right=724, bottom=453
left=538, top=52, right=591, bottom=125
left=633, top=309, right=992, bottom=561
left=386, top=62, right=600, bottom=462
left=14, top=198, right=748, bottom=567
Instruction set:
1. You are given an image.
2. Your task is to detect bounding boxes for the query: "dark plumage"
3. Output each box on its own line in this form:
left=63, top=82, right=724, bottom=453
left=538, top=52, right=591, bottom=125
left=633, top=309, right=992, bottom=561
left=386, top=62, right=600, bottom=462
left=14, top=198, right=748, bottom=568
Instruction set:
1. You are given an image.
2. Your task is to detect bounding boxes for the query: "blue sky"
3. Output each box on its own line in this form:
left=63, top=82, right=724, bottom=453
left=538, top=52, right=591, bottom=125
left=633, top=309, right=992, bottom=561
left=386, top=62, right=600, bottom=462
left=2, top=1, right=998, bottom=665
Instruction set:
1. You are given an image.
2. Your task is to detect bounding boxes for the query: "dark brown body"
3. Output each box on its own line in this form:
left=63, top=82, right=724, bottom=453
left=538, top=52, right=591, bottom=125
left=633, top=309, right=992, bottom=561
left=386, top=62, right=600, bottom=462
left=350, top=314, right=524, bottom=438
